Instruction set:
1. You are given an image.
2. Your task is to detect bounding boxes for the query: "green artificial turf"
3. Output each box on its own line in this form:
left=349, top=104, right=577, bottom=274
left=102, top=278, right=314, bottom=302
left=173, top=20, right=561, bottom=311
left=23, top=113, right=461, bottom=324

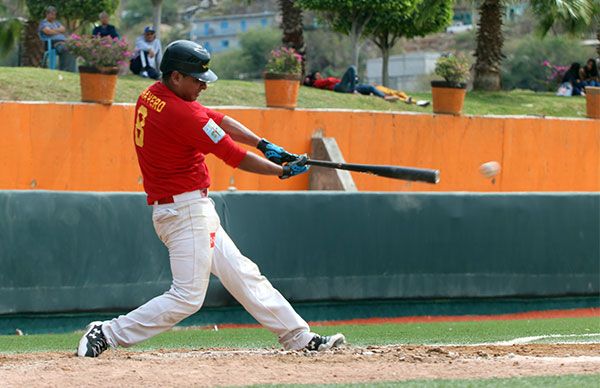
left=1, top=316, right=597, bottom=354
left=0, top=67, right=589, bottom=117
left=245, top=373, right=600, bottom=387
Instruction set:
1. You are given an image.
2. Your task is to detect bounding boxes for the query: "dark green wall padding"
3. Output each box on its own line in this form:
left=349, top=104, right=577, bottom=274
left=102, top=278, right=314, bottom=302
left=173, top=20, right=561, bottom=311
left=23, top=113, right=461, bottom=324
left=0, top=191, right=598, bottom=314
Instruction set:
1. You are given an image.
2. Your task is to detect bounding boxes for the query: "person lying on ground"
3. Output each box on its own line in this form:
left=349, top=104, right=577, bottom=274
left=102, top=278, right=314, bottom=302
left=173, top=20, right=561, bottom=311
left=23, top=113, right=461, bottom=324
left=303, top=66, right=429, bottom=106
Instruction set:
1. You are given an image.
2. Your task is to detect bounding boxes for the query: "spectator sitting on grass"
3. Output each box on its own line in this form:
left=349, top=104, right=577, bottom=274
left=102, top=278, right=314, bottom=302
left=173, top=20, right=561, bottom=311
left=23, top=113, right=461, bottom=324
left=304, top=66, right=429, bottom=106
left=560, top=63, right=586, bottom=96
left=130, top=26, right=162, bottom=79
left=92, top=11, right=119, bottom=39
left=579, top=58, right=600, bottom=87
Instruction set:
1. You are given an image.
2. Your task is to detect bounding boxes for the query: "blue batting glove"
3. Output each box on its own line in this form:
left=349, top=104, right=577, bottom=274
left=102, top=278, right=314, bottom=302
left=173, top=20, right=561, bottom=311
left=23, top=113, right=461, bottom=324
left=257, top=138, right=299, bottom=165
left=280, top=155, right=310, bottom=179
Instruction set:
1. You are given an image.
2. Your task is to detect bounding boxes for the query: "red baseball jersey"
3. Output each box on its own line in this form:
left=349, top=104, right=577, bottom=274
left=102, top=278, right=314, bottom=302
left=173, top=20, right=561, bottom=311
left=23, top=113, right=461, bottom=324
left=133, top=82, right=247, bottom=204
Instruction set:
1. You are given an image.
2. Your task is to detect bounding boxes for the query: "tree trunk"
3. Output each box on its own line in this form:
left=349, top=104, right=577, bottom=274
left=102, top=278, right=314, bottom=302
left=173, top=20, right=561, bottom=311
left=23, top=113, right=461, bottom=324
left=350, top=25, right=360, bottom=71
left=597, top=28, right=599, bottom=57
left=473, top=0, right=504, bottom=91
left=279, top=0, right=306, bottom=75
left=20, top=20, right=42, bottom=67
left=381, top=45, right=390, bottom=87
left=152, top=0, right=163, bottom=40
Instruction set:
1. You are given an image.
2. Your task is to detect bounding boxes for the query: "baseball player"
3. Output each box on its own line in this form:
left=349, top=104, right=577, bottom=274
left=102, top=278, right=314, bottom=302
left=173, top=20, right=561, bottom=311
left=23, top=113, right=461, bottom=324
left=77, top=40, right=345, bottom=357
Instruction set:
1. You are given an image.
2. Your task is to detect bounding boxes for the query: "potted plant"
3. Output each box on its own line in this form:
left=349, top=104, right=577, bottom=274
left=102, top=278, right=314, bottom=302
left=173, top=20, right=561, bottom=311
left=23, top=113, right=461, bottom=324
left=263, top=47, right=303, bottom=109
left=587, top=86, right=600, bottom=119
left=431, top=53, right=470, bottom=115
left=65, top=34, right=132, bottom=104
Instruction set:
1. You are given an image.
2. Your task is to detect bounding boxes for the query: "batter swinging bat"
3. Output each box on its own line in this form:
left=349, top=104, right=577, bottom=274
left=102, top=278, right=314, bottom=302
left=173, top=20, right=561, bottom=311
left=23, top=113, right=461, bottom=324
left=305, top=159, right=440, bottom=184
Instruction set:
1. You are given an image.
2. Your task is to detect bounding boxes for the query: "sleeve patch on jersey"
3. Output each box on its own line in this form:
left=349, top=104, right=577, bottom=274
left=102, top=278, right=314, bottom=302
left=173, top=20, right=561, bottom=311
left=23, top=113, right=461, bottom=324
left=203, top=119, right=226, bottom=144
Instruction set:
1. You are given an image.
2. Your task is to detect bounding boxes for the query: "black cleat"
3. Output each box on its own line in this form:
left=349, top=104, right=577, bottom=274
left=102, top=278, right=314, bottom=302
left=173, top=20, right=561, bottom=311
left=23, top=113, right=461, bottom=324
left=77, top=321, right=109, bottom=357
left=305, top=333, right=346, bottom=351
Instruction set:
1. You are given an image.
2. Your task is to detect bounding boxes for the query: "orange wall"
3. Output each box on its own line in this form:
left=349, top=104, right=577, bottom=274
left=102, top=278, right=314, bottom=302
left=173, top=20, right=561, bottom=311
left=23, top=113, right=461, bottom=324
left=1, top=102, right=598, bottom=192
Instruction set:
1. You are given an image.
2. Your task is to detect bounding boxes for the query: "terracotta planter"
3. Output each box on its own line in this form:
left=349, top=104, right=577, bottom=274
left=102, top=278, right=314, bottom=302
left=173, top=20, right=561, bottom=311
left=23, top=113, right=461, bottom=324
left=264, top=73, right=301, bottom=109
left=79, top=66, right=119, bottom=105
left=431, top=80, right=467, bottom=115
left=586, top=86, right=600, bottom=119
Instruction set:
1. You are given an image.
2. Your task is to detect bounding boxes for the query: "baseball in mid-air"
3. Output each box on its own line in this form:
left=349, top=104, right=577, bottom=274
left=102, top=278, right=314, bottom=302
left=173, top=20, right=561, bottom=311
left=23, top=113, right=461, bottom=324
left=479, top=161, right=501, bottom=179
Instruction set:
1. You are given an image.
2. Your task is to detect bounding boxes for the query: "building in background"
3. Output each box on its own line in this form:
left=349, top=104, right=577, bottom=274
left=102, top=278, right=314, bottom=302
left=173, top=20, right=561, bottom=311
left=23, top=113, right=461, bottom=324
left=190, top=12, right=276, bottom=53
left=366, top=52, right=441, bottom=92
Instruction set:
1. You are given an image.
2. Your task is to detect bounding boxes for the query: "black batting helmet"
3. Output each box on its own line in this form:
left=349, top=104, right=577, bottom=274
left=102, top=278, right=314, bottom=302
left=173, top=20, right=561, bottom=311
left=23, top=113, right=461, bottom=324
left=160, top=40, right=218, bottom=83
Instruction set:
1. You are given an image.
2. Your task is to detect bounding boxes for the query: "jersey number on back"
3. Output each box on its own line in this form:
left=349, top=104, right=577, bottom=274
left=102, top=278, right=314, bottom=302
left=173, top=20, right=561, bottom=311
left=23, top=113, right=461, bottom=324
left=134, top=105, right=148, bottom=147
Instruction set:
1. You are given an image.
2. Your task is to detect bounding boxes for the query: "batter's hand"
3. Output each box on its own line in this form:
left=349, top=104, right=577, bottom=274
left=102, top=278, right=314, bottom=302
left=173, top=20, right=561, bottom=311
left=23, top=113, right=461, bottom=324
left=257, top=138, right=299, bottom=165
left=280, top=155, right=310, bottom=179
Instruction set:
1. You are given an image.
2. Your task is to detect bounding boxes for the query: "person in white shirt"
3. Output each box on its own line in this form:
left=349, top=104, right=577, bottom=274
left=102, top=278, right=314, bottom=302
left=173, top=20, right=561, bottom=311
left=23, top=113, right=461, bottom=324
left=130, top=26, right=162, bottom=79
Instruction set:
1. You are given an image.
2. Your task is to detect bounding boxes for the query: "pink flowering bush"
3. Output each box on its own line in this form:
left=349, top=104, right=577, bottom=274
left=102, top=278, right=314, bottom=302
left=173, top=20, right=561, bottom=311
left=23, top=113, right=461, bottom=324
left=542, top=60, right=569, bottom=90
left=65, top=34, right=132, bottom=68
left=265, top=47, right=302, bottom=75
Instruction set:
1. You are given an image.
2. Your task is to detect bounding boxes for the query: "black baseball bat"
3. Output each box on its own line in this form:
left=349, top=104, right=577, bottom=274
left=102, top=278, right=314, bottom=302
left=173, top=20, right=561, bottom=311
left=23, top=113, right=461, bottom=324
left=305, top=159, right=440, bottom=184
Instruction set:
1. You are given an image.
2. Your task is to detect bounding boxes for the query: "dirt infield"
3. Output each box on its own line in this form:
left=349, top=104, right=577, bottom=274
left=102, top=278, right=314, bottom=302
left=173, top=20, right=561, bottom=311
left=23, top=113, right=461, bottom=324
left=1, top=344, right=599, bottom=387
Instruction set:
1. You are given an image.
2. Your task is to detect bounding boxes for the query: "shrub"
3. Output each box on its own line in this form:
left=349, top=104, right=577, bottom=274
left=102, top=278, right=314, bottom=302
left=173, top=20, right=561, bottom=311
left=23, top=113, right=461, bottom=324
left=434, top=53, right=470, bottom=84
left=542, top=60, right=570, bottom=91
left=211, top=28, right=280, bottom=80
left=210, top=49, right=252, bottom=79
left=502, top=35, right=596, bottom=91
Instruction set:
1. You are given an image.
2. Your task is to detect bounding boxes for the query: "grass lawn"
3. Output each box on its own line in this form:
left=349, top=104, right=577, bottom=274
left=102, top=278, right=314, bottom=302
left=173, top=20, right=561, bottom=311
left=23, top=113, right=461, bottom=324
left=247, top=374, right=600, bottom=387
left=0, top=67, right=589, bottom=117
left=1, top=316, right=597, bottom=354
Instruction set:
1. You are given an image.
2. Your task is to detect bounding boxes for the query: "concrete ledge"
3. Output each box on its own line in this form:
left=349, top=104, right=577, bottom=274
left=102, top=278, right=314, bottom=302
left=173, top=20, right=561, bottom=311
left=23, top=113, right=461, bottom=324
left=309, top=130, right=357, bottom=191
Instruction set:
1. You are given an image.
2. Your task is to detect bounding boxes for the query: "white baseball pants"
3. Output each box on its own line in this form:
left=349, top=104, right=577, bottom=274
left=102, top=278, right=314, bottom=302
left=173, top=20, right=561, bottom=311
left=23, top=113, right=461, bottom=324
left=102, top=196, right=313, bottom=350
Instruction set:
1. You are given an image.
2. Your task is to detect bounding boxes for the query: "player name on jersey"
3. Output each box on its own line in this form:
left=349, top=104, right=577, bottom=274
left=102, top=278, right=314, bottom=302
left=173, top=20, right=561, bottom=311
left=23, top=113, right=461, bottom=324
left=140, top=87, right=167, bottom=112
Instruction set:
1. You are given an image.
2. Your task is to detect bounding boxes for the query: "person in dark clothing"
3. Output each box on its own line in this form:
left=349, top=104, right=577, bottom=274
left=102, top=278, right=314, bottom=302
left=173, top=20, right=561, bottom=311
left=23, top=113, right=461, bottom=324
left=561, top=63, right=586, bottom=96
left=92, top=11, right=119, bottom=39
left=579, top=58, right=600, bottom=87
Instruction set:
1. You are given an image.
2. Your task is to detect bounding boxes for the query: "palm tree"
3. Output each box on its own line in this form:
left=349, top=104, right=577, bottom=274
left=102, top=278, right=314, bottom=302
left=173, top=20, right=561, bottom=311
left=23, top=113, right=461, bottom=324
left=473, top=0, right=504, bottom=91
left=0, top=1, right=25, bottom=60
left=473, top=0, right=593, bottom=91
left=530, top=0, right=593, bottom=36
left=279, top=0, right=305, bottom=74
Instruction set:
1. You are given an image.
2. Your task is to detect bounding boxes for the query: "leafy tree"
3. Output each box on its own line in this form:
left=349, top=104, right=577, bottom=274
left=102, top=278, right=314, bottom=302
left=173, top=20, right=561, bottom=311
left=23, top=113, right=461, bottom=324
left=473, top=0, right=592, bottom=91
left=365, top=0, right=453, bottom=86
left=210, top=48, right=251, bottom=79
left=26, top=0, right=119, bottom=32
left=299, top=0, right=414, bottom=70
left=211, top=27, right=281, bottom=79
left=303, top=28, right=355, bottom=76
left=240, top=27, right=282, bottom=73
left=121, top=0, right=178, bottom=30
left=151, top=0, right=162, bottom=39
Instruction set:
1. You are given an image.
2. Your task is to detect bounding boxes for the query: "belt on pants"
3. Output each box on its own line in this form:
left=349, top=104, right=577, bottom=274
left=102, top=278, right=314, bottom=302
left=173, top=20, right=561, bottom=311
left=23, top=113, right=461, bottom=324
left=153, top=189, right=209, bottom=205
